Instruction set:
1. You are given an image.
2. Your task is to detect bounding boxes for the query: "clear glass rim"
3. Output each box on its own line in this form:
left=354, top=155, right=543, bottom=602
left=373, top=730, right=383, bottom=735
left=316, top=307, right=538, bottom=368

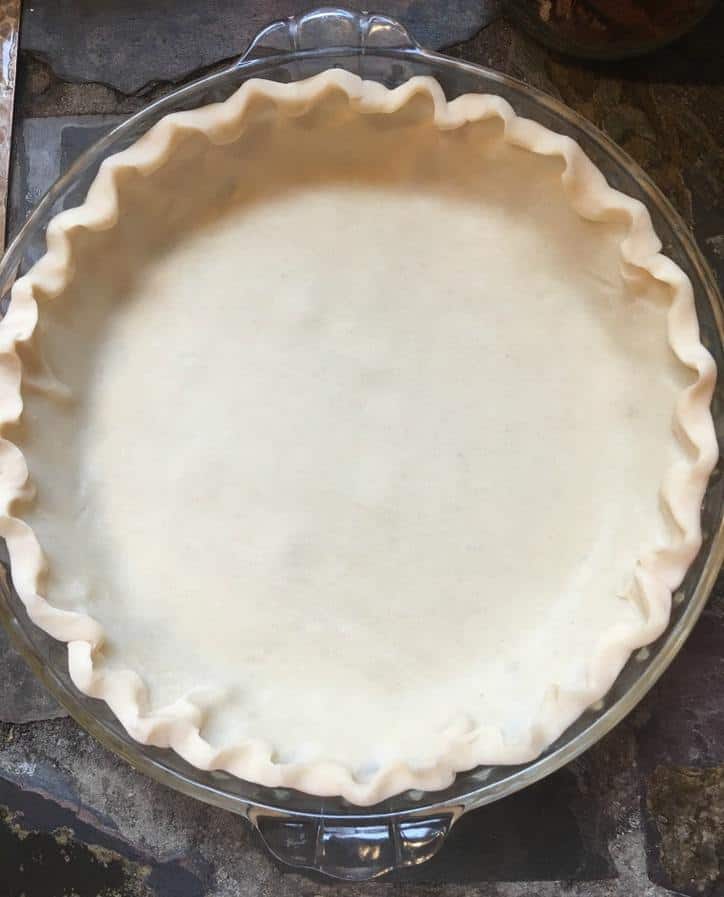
left=1, top=42, right=722, bottom=823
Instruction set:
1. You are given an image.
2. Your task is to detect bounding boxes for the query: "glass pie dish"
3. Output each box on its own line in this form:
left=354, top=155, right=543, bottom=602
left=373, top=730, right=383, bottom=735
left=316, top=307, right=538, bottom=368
left=0, top=6, right=722, bottom=881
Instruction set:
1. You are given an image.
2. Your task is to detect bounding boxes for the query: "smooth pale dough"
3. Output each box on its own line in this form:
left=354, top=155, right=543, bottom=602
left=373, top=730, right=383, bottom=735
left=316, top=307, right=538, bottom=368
left=19, top=88, right=691, bottom=777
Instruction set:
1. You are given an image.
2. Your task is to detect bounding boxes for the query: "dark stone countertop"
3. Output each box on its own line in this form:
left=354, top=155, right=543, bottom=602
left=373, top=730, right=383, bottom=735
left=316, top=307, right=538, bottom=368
left=1, top=3, right=723, bottom=895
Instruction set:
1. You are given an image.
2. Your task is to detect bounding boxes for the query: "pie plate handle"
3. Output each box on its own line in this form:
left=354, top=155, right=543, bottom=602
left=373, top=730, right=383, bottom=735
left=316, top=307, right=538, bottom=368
left=250, top=810, right=457, bottom=880
left=240, top=7, right=421, bottom=62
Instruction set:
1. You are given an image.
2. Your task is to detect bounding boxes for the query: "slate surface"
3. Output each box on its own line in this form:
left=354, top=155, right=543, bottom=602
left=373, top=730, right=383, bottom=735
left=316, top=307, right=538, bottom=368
left=1, top=3, right=723, bottom=895
left=20, top=0, right=502, bottom=94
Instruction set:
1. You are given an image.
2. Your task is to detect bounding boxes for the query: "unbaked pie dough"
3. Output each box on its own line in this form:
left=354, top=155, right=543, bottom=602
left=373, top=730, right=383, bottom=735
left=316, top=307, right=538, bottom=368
left=0, top=71, right=717, bottom=804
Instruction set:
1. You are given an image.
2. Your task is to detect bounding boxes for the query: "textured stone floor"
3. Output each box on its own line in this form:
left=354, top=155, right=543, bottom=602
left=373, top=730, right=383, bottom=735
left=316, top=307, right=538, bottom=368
left=1, top=3, right=723, bottom=895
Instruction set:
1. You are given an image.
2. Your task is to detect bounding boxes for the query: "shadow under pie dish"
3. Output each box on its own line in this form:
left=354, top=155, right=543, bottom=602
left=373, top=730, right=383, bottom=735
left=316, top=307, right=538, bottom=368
left=0, top=70, right=717, bottom=806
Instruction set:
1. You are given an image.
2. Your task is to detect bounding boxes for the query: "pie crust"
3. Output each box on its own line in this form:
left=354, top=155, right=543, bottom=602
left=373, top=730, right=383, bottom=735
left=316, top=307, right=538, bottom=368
left=0, top=71, right=717, bottom=804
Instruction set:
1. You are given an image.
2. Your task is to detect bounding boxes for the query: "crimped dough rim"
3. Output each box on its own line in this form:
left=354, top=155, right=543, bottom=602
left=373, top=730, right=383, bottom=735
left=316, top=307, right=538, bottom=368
left=0, top=71, right=717, bottom=805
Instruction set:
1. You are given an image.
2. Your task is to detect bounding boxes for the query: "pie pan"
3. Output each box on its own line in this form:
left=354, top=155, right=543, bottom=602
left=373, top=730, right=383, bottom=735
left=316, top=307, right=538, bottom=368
left=0, top=7, right=722, bottom=881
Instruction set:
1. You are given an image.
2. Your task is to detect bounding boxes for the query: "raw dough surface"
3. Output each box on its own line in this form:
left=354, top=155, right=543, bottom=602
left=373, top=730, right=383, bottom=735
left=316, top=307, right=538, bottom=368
left=2, top=72, right=716, bottom=803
